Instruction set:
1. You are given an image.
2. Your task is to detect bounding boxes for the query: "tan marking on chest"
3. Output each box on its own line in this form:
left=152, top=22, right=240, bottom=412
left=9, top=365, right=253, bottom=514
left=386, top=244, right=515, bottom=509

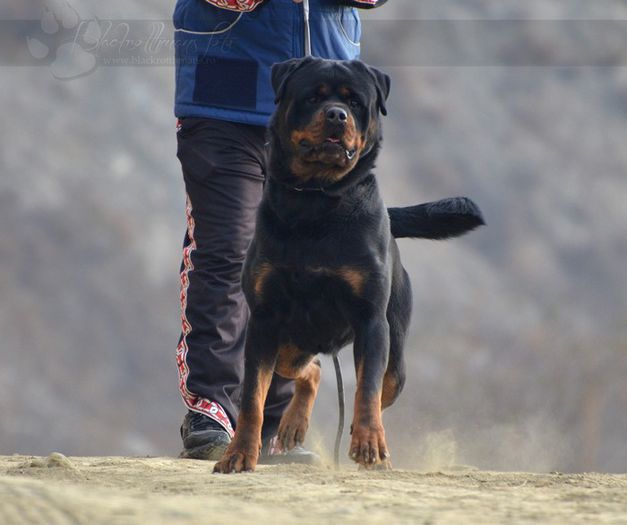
left=334, top=266, right=368, bottom=296
left=305, top=265, right=368, bottom=296
left=252, top=263, right=273, bottom=297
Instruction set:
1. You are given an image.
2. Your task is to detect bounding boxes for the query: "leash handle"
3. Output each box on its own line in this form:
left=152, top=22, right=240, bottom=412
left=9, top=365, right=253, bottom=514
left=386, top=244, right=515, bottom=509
left=303, top=0, right=312, bottom=56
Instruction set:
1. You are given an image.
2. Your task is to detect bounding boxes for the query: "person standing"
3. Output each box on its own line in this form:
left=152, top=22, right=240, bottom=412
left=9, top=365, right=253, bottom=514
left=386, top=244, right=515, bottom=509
left=174, top=0, right=387, bottom=462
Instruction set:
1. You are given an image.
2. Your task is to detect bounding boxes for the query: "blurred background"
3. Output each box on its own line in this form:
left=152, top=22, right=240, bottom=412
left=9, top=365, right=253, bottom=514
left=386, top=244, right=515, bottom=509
left=1, top=0, right=626, bottom=473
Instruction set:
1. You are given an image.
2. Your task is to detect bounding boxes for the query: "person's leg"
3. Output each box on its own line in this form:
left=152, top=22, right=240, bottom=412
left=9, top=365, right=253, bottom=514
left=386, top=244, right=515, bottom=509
left=175, top=117, right=294, bottom=446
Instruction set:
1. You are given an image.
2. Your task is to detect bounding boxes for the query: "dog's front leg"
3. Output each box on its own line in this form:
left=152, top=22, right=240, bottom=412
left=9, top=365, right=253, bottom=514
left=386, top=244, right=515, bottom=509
left=350, top=315, right=392, bottom=469
left=214, top=320, right=277, bottom=474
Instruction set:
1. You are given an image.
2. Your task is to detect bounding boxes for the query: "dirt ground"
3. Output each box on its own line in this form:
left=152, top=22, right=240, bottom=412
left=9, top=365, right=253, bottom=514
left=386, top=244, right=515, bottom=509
left=1, top=454, right=626, bottom=524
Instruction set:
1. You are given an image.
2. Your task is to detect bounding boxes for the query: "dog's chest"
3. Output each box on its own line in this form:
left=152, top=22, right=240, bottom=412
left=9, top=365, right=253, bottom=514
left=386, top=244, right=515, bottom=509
left=276, top=264, right=355, bottom=308
left=264, top=265, right=357, bottom=352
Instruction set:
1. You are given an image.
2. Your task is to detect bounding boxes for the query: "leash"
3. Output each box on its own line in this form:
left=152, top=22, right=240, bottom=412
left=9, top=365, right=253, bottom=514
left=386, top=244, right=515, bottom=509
left=302, top=0, right=345, bottom=470
left=332, top=352, right=345, bottom=468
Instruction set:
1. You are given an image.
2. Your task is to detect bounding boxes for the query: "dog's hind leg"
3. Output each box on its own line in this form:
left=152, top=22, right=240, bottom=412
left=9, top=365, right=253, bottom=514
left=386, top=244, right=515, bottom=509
left=275, top=346, right=321, bottom=451
left=382, top=320, right=408, bottom=410
left=382, top=261, right=412, bottom=410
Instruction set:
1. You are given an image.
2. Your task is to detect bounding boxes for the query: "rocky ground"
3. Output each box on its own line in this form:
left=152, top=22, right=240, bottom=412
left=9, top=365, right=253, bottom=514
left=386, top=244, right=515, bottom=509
left=1, top=454, right=626, bottom=524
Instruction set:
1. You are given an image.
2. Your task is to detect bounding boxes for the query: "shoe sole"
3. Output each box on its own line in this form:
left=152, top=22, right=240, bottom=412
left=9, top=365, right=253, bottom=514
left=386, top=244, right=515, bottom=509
left=179, top=441, right=229, bottom=461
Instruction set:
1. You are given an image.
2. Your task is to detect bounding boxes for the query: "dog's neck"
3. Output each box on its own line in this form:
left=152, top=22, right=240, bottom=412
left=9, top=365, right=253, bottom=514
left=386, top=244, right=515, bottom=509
left=262, top=134, right=381, bottom=231
left=266, top=130, right=380, bottom=198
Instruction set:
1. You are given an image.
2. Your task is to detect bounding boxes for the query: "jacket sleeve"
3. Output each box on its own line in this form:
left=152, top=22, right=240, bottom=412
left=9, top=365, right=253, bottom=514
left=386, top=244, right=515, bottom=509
left=203, top=0, right=265, bottom=12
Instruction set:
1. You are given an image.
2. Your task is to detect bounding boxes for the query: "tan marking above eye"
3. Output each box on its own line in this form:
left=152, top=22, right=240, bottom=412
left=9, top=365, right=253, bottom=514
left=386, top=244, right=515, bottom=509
left=339, top=85, right=352, bottom=98
left=317, top=84, right=331, bottom=96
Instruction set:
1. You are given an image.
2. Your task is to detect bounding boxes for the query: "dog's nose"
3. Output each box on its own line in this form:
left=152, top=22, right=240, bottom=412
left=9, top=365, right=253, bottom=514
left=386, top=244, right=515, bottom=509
left=326, top=107, right=348, bottom=124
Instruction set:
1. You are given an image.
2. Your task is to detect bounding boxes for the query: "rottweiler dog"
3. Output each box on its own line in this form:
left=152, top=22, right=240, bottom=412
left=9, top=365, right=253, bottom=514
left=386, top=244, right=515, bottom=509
left=214, top=57, right=484, bottom=473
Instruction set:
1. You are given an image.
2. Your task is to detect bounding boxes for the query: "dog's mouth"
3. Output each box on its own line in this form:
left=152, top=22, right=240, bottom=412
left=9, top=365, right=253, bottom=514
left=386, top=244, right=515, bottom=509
left=298, top=135, right=357, bottom=164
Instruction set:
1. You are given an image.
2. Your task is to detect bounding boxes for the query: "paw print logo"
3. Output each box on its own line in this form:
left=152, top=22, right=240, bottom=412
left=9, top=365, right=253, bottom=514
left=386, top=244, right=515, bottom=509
left=25, top=0, right=102, bottom=80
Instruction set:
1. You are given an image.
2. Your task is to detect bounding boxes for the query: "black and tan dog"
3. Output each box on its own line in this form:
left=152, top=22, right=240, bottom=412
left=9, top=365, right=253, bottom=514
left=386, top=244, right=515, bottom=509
left=214, top=57, right=484, bottom=473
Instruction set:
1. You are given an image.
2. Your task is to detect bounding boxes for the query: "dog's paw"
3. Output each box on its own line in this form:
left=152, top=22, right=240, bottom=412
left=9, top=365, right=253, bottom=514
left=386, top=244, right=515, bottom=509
left=277, top=408, right=309, bottom=451
left=213, top=447, right=258, bottom=474
left=358, top=458, right=393, bottom=471
left=349, top=423, right=391, bottom=468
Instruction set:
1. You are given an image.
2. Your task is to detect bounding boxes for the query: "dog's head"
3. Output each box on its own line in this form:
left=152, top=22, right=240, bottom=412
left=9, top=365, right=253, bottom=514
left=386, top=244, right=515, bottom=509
left=270, top=57, right=391, bottom=185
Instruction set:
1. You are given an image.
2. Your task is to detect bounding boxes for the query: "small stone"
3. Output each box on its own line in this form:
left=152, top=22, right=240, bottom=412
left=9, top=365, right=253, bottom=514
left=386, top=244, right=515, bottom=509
left=45, top=452, right=76, bottom=470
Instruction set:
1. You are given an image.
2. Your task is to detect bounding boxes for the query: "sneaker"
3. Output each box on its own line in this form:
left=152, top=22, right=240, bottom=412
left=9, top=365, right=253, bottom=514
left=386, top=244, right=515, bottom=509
left=179, top=410, right=231, bottom=460
left=257, top=435, right=322, bottom=466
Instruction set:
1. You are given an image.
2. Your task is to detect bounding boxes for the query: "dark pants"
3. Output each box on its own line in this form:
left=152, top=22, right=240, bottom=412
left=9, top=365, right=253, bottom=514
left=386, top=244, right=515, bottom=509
left=175, top=117, right=294, bottom=442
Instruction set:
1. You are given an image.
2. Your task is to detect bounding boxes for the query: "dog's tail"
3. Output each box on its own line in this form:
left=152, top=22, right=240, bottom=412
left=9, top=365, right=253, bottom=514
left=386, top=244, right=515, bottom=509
left=388, top=197, right=485, bottom=240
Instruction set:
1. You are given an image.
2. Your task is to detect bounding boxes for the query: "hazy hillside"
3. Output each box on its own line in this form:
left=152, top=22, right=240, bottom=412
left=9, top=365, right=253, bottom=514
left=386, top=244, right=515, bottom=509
left=1, top=0, right=626, bottom=472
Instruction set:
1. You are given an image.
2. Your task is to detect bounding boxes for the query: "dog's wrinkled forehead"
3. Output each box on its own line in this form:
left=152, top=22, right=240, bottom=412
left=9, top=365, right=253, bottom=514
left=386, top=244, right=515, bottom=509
left=272, top=57, right=391, bottom=115
left=296, top=61, right=368, bottom=94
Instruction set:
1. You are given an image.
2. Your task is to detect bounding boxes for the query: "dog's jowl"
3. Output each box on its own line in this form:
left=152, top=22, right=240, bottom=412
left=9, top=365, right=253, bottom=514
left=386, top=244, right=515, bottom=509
left=214, top=57, right=484, bottom=474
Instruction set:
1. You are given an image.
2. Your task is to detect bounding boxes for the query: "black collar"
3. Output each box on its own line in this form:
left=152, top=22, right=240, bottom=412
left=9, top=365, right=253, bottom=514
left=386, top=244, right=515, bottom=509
left=279, top=181, right=328, bottom=194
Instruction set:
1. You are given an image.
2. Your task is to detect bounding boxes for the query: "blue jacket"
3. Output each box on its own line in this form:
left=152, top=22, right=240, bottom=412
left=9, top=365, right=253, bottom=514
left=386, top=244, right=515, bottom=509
left=174, top=0, right=368, bottom=126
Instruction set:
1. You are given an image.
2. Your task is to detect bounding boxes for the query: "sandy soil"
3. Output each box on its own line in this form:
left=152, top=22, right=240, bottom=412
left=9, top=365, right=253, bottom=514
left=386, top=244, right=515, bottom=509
left=1, top=454, right=626, bottom=524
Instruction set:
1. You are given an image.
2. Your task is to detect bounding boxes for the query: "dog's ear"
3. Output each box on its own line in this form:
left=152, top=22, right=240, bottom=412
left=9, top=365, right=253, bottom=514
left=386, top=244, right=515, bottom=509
left=368, top=65, right=391, bottom=116
left=351, top=61, right=391, bottom=116
left=272, top=56, right=316, bottom=104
